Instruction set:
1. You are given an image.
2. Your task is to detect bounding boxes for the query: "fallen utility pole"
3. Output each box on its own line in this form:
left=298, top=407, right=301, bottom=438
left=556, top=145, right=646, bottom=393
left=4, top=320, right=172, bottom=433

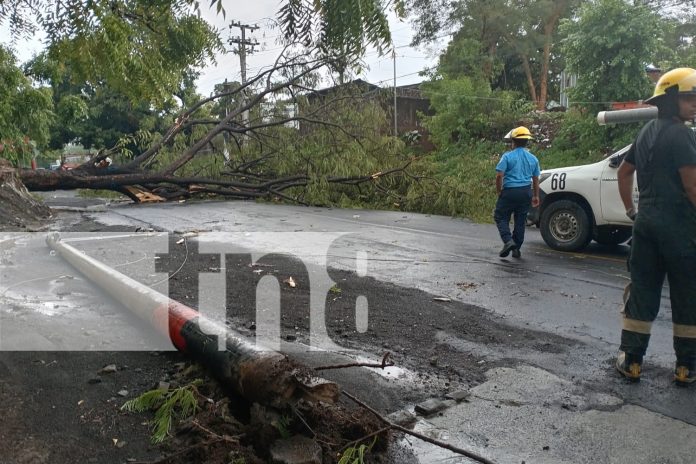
left=46, top=233, right=338, bottom=407
left=596, top=106, right=657, bottom=125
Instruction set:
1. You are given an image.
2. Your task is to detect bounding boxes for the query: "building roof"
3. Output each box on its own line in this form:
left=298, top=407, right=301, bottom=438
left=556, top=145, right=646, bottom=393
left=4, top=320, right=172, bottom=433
left=307, top=79, right=381, bottom=98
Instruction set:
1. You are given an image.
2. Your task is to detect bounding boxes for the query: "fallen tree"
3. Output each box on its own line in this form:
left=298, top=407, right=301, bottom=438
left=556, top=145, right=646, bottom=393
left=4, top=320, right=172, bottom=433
left=17, top=53, right=416, bottom=205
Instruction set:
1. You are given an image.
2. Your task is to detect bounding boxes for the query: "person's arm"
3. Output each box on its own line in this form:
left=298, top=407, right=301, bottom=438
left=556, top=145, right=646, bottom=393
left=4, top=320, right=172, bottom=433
left=679, top=165, right=696, bottom=208
left=531, top=176, right=540, bottom=207
left=495, top=154, right=507, bottom=196
left=617, top=160, right=637, bottom=218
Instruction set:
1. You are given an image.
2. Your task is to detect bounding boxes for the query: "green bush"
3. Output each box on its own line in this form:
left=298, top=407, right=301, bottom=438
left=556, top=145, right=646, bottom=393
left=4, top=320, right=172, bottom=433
left=541, top=110, right=636, bottom=167
left=401, top=142, right=502, bottom=222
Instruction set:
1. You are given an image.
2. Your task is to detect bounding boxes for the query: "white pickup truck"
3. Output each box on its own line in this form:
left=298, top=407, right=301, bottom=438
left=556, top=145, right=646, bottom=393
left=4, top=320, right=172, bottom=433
left=528, top=145, right=639, bottom=251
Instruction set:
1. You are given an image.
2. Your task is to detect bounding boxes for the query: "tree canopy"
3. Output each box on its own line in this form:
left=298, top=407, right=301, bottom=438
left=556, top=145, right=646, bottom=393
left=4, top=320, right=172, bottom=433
left=279, top=0, right=404, bottom=57
left=0, top=47, right=53, bottom=163
left=408, top=0, right=579, bottom=110
left=26, top=52, right=202, bottom=152
left=1, top=1, right=222, bottom=105
left=560, top=0, right=664, bottom=106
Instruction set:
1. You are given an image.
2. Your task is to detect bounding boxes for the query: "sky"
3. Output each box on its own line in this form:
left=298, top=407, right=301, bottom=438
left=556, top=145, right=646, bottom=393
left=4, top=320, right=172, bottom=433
left=1, top=1, right=448, bottom=97
left=196, top=1, right=447, bottom=96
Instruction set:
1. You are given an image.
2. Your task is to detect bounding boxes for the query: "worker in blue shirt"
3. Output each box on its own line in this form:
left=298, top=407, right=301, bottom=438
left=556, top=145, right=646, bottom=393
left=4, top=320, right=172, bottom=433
left=494, top=126, right=541, bottom=258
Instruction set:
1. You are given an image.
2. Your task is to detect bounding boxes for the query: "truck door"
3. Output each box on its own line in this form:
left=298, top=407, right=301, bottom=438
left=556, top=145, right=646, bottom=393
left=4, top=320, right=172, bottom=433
left=599, top=146, right=636, bottom=224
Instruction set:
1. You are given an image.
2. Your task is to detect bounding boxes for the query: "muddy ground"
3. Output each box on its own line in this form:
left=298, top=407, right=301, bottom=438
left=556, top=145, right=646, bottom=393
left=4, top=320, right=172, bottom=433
left=0, top=209, right=578, bottom=464
left=0, top=166, right=51, bottom=232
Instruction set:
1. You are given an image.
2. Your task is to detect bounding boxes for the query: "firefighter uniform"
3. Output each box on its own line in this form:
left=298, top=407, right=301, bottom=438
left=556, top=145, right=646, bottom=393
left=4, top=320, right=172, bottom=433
left=617, top=67, right=696, bottom=385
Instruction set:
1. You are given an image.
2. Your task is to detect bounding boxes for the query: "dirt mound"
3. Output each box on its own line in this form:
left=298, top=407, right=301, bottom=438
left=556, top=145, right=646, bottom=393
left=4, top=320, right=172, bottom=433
left=0, top=160, right=51, bottom=231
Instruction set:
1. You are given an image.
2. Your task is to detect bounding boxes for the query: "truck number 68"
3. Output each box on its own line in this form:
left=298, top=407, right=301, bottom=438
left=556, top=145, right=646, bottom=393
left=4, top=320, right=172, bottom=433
left=550, top=172, right=566, bottom=190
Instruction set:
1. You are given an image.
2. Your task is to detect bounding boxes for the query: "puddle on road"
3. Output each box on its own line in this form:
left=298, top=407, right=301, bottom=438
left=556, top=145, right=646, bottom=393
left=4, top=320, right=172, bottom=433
left=1, top=271, right=81, bottom=316
left=1, top=290, right=83, bottom=317
left=285, top=341, right=424, bottom=384
left=398, top=416, right=483, bottom=464
left=349, top=353, right=419, bottom=382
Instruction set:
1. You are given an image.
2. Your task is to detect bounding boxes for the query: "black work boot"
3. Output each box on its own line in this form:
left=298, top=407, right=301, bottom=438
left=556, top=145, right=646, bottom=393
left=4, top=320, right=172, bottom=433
left=674, top=359, right=696, bottom=387
left=499, top=240, right=516, bottom=257
left=616, top=351, right=642, bottom=382
left=512, top=248, right=521, bottom=258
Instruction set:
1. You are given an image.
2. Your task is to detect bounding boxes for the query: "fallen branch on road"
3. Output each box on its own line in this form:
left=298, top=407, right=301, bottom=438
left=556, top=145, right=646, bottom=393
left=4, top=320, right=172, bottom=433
left=314, top=352, right=393, bottom=371
left=342, top=390, right=497, bottom=464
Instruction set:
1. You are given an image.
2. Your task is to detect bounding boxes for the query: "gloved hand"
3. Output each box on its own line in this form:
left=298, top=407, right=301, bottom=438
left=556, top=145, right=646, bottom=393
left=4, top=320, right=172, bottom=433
left=626, top=208, right=637, bottom=221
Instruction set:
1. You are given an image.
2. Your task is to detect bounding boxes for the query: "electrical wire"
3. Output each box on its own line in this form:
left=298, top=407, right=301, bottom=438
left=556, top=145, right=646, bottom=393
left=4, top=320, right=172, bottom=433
left=149, top=237, right=190, bottom=287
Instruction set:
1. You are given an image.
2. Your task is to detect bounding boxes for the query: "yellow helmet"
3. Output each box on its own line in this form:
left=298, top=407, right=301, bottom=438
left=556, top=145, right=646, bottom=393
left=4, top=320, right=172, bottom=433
left=510, top=126, right=533, bottom=140
left=645, top=67, right=696, bottom=105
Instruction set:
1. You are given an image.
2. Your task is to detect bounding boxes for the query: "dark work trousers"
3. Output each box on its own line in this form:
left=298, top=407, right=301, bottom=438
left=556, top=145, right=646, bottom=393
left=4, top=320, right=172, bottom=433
left=621, top=202, right=696, bottom=364
left=494, top=186, right=532, bottom=248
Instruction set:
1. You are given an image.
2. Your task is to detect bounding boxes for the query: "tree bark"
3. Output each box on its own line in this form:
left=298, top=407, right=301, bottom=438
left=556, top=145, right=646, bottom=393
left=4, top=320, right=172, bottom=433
left=521, top=55, right=538, bottom=106
left=539, top=6, right=564, bottom=111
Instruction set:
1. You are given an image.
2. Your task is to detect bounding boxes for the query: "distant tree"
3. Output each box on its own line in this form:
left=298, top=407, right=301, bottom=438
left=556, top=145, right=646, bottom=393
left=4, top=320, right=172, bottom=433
left=632, top=0, right=696, bottom=8
left=408, top=0, right=578, bottom=110
left=660, top=12, right=696, bottom=68
left=26, top=52, right=197, bottom=152
left=560, top=0, right=664, bottom=107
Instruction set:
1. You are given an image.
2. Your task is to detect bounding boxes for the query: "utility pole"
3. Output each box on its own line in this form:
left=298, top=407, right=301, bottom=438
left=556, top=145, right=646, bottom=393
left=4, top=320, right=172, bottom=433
left=229, top=21, right=259, bottom=85
left=229, top=21, right=259, bottom=139
left=392, top=49, right=398, bottom=137
left=221, top=79, right=233, bottom=162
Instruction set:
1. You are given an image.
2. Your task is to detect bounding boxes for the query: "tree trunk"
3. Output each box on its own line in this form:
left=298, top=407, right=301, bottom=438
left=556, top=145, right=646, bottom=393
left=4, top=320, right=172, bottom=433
left=521, top=55, right=538, bottom=107
left=539, top=8, right=563, bottom=111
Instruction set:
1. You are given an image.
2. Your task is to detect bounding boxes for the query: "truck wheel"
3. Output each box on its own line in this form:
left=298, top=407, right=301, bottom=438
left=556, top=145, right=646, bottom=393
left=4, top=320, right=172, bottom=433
left=540, top=200, right=592, bottom=251
left=594, top=226, right=632, bottom=246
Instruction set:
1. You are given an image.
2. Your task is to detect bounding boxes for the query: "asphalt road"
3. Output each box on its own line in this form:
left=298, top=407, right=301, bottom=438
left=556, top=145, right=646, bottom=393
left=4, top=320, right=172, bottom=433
left=2, top=195, right=693, bottom=464
left=88, top=199, right=693, bottom=463
left=90, top=199, right=662, bottom=359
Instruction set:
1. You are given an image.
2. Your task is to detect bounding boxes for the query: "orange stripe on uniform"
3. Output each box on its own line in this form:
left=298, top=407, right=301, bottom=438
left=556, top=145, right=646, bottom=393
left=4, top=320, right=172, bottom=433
left=673, top=323, right=696, bottom=339
left=622, top=316, right=653, bottom=335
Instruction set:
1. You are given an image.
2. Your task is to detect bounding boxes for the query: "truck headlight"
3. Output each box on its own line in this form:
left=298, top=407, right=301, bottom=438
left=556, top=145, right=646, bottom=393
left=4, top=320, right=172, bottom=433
left=539, top=172, right=552, bottom=184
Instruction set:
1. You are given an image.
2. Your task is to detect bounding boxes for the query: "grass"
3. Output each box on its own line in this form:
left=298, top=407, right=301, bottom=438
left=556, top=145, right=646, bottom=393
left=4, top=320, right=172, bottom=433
left=338, top=437, right=377, bottom=464
left=121, top=380, right=202, bottom=443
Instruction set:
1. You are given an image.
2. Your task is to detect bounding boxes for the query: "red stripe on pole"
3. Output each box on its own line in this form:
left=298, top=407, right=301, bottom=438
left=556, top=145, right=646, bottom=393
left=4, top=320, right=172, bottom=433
left=152, top=301, right=199, bottom=351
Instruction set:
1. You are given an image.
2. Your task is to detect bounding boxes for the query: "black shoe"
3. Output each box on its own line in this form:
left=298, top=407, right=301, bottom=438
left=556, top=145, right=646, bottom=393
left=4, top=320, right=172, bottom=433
left=616, top=351, right=642, bottom=382
left=499, top=240, right=517, bottom=257
left=674, top=361, right=696, bottom=387
left=511, top=248, right=521, bottom=258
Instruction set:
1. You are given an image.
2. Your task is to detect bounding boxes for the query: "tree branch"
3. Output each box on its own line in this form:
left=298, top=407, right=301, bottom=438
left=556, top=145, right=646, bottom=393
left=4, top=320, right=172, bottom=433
left=342, top=390, right=496, bottom=464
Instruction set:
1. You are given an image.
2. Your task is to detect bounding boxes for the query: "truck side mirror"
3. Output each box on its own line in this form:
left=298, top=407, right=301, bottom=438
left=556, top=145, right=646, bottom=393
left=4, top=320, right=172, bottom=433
left=608, top=154, right=623, bottom=168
